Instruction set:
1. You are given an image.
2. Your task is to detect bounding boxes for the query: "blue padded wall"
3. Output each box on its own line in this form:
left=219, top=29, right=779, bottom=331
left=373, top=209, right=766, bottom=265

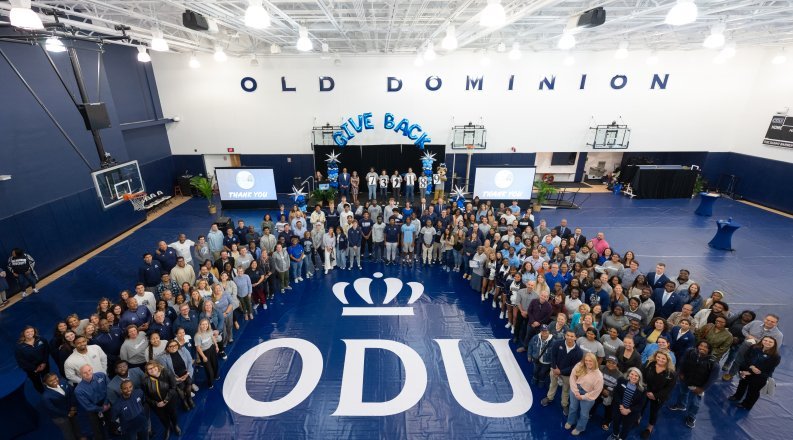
left=703, top=152, right=793, bottom=214
left=0, top=41, right=172, bottom=289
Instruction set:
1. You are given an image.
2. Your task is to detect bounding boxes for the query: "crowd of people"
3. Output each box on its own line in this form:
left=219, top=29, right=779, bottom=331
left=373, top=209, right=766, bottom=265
left=11, top=189, right=784, bottom=440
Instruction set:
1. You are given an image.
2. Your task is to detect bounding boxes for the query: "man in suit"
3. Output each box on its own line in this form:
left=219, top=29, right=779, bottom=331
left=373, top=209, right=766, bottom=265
left=652, top=280, right=683, bottom=319
left=554, top=219, right=573, bottom=240
left=647, top=262, right=671, bottom=290
left=42, top=373, right=82, bottom=440
left=339, top=167, right=351, bottom=199
left=571, top=228, right=587, bottom=251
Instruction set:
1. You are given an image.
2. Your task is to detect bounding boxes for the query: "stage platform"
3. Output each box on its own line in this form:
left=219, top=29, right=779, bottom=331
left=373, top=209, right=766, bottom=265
left=1, top=194, right=790, bottom=440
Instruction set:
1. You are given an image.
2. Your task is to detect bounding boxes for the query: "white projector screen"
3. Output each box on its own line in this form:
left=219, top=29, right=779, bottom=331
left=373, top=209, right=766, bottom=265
left=473, top=167, right=537, bottom=200
left=215, top=168, right=277, bottom=201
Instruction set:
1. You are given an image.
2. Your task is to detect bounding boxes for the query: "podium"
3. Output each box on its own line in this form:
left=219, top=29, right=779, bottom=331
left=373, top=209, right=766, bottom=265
left=695, top=192, right=720, bottom=216
left=708, top=218, right=740, bottom=251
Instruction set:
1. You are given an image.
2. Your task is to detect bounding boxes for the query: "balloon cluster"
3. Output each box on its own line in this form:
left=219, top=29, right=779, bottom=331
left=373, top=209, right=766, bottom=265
left=420, top=151, right=436, bottom=196
left=325, top=150, right=341, bottom=189
left=289, top=186, right=309, bottom=212
left=451, top=185, right=468, bottom=210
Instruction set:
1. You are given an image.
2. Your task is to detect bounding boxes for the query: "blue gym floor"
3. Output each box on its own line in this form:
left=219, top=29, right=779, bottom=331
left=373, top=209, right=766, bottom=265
left=2, top=194, right=790, bottom=440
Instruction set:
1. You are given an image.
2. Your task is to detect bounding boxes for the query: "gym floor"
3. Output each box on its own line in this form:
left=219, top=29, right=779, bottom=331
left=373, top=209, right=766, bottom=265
left=2, top=193, right=790, bottom=440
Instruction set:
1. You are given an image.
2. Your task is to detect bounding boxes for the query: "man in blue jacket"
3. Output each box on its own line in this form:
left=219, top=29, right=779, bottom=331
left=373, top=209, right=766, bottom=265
left=646, top=262, right=671, bottom=290
left=652, top=280, right=683, bottom=319
left=541, top=330, right=583, bottom=415
left=138, top=253, right=163, bottom=289
left=174, top=304, right=199, bottom=337
left=75, top=365, right=110, bottom=440
left=42, top=373, right=82, bottom=440
left=347, top=220, right=363, bottom=269
left=92, top=319, right=124, bottom=370
left=112, top=380, right=149, bottom=440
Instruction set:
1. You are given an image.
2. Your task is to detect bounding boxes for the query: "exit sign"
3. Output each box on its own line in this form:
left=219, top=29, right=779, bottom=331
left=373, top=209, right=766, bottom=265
left=227, top=147, right=235, bottom=153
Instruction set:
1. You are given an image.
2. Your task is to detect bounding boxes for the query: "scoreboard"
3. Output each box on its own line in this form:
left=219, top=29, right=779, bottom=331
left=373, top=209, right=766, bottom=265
left=763, top=115, right=793, bottom=149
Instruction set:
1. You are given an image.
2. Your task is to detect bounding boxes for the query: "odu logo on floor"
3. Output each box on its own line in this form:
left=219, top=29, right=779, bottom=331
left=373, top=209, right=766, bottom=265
left=223, top=273, right=532, bottom=418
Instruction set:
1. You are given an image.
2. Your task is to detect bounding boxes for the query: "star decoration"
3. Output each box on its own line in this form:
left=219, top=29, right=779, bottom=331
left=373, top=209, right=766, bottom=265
left=288, top=185, right=308, bottom=202
left=325, top=150, right=341, bottom=164
left=451, top=185, right=468, bottom=200
left=421, top=151, right=437, bottom=162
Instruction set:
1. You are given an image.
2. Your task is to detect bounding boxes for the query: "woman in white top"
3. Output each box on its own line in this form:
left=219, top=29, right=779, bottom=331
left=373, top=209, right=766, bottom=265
left=194, top=319, right=219, bottom=389
left=323, top=228, right=336, bottom=274
left=147, top=332, right=167, bottom=361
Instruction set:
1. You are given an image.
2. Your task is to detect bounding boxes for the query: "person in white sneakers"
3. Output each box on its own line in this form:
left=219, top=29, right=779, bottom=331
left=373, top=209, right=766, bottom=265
left=8, top=248, right=39, bottom=297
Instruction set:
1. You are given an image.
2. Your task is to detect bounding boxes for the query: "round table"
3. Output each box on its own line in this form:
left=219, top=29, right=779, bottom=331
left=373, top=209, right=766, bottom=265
left=695, top=192, right=720, bottom=216
left=708, top=218, right=740, bottom=251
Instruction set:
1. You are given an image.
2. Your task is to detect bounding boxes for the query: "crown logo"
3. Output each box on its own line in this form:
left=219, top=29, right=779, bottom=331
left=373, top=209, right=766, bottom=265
left=332, top=272, right=424, bottom=316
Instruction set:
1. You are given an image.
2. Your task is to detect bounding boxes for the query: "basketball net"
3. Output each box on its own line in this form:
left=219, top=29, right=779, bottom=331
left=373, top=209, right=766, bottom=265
left=123, top=192, right=147, bottom=211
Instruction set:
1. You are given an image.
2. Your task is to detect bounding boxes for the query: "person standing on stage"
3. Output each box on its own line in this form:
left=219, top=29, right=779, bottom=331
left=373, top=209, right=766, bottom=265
left=404, top=167, right=417, bottom=203
left=366, top=167, right=378, bottom=201
left=391, top=170, right=402, bottom=200
left=378, top=169, right=389, bottom=199
left=339, top=167, right=351, bottom=200
left=350, top=171, right=360, bottom=204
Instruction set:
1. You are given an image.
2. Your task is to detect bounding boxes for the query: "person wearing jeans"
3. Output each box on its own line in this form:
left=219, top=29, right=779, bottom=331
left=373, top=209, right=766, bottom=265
left=404, top=168, right=416, bottom=203
left=669, top=341, right=720, bottom=428
left=288, top=237, right=305, bottom=283
left=542, top=331, right=583, bottom=413
left=271, top=244, right=290, bottom=293
left=566, top=352, right=604, bottom=435
left=7, top=248, right=39, bottom=297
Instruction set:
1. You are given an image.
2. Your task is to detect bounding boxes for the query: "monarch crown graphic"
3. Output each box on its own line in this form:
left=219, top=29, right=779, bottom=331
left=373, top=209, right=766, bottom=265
left=332, top=272, right=424, bottom=316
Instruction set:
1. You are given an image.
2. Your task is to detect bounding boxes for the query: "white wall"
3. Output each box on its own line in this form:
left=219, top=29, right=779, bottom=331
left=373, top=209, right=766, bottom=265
left=152, top=48, right=793, bottom=163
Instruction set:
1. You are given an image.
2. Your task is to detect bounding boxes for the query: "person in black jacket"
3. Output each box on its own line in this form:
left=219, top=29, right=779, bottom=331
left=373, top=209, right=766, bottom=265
left=7, top=248, right=39, bottom=296
left=14, top=325, right=50, bottom=393
left=541, top=330, right=583, bottom=414
left=729, top=336, right=781, bottom=410
left=143, top=361, right=180, bottom=438
left=41, top=373, right=82, bottom=440
left=640, top=350, right=677, bottom=439
left=668, top=341, right=720, bottom=428
left=609, top=368, right=647, bottom=440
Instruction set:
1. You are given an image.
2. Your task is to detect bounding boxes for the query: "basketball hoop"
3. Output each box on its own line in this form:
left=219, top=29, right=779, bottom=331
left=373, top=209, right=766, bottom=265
left=122, top=192, right=147, bottom=211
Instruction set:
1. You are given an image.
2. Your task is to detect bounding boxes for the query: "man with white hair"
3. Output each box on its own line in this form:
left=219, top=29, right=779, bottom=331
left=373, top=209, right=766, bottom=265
left=74, top=364, right=110, bottom=440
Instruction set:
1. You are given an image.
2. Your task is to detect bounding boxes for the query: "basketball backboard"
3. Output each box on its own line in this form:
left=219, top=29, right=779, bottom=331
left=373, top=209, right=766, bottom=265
left=91, top=160, right=145, bottom=209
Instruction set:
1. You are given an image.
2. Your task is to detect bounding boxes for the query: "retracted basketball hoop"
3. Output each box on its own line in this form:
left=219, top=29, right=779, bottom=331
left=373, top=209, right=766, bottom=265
left=123, top=192, right=147, bottom=211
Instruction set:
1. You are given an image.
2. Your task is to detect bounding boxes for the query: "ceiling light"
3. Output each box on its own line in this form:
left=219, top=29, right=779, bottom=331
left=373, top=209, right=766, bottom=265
left=413, top=52, right=425, bottom=67
left=150, top=29, right=169, bottom=52
left=646, top=52, right=659, bottom=65
left=245, top=0, right=271, bottom=29
left=423, top=42, right=437, bottom=61
left=508, top=42, right=522, bottom=60
left=206, top=18, right=220, bottom=34
left=614, top=41, right=629, bottom=59
left=297, top=26, right=313, bottom=52
left=189, top=55, right=200, bottom=69
left=558, top=32, right=576, bottom=50
left=441, top=25, right=458, bottom=51
left=137, top=47, right=151, bottom=63
left=665, top=0, right=698, bottom=26
left=45, top=36, right=66, bottom=53
left=322, top=42, right=329, bottom=53
left=564, top=54, right=575, bottom=66
left=480, top=0, right=506, bottom=28
left=9, top=0, right=44, bottom=30
left=771, top=48, right=787, bottom=65
left=214, top=46, right=227, bottom=62
left=497, top=42, right=506, bottom=53
left=703, top=23, right=725, bottom=49
left=270, top=43, right=281, bottom=54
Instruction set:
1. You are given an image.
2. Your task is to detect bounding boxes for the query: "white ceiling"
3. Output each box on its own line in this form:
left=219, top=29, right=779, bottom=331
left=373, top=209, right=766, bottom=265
left=1, top=1, right=792, bottom=56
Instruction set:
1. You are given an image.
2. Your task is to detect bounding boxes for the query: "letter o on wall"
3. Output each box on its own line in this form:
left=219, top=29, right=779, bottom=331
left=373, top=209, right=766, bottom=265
left=241, top=77, right=258, bottom=92
left=426, top=76, right=442, bottom=91
left=610, top=75, right=627, bottom=90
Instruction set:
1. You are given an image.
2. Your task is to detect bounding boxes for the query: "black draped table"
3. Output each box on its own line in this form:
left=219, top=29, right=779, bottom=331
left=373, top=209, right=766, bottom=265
left=625, top=165, right=698, bottom=199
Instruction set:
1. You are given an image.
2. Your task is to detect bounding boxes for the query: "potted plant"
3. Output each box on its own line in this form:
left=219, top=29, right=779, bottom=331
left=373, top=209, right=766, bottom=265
left=311, top=188, right=338, bottom=205
left=533, top=180, right=558, bottom=212
left=190, top=175, right=217, bottom=214
left=692, top=174, right=706, bottom=197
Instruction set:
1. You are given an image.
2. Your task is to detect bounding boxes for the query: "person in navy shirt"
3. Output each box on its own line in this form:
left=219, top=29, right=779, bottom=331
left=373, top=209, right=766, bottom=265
left=545, top=263, right=566, bottom=292
left=112, top=380, right=149, bottom=440
left=14, top=325, right=50, bottom=393
left=359, top=212, right=374, bottom=259
left=138, top=253, right=163, bottom=288
left=652, top=280, right=683, bottom=319
left=384, top=218, right=401, bottom=264
left=646, top=263, right=671, bottom=290
left=339, top=167, right=351, bottom=199
left=42, top=373, right=82, bottom=440
left=234, top=220, right=248, bottom=245
left=222, top=228, right=239, bottom=251
left=120, top=297, right=152, bottom=332
left=586, top=279, right=611, bottom=311
left=92, top=319, right=124, bottom=369
left=288, top=237, right=305, bottom=283
left=154, top=241, right=178, bottom=273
